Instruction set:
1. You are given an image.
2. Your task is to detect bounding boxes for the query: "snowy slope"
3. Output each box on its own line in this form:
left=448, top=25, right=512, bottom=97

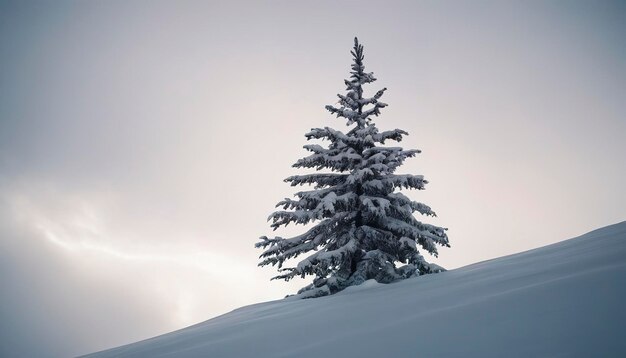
left=85, top=222, right=626, bottom=357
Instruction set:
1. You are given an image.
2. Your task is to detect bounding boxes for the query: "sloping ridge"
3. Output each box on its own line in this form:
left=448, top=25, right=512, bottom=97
left=85, top=222, right=626, bottom=357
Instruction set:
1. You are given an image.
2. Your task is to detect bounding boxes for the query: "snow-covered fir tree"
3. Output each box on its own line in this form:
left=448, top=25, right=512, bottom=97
left=256, top=38, right=449, bottom=298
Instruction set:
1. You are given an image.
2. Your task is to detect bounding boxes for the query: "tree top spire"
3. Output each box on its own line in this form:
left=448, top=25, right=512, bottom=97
left=325, top=37, right=385, bottom=128
left=352, top=37, right=364, bottom=64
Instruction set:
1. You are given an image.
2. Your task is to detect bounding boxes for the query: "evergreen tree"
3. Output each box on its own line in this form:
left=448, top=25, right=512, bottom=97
left=256, top=38, right=449, bottom=298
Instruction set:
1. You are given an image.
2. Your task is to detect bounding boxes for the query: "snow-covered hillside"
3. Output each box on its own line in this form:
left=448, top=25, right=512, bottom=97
left=85, top=222, right=626, bottom=357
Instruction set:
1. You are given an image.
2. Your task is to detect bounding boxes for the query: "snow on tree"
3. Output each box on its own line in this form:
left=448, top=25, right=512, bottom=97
left=256, top=38, right=449, bottom=298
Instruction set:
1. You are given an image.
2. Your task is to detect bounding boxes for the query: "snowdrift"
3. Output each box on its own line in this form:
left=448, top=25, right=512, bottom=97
left=85, top=222, right=626, bottom=357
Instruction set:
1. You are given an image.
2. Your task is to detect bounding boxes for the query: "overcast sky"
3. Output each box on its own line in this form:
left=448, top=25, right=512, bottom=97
left=1, top=1, right=625, bottom=357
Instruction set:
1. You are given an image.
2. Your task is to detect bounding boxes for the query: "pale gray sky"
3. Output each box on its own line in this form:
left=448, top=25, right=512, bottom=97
left=0, top=1, right=624, bottom=356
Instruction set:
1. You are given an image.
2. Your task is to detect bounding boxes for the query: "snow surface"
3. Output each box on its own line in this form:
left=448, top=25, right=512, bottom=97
left=85, top=222, right=626, bottom=357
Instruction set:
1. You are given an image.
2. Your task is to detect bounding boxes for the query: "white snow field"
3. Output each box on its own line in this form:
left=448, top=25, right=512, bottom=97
left=85, top=222, right=626, bottom=357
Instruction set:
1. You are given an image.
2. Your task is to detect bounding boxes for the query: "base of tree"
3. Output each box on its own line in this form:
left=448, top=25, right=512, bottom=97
left=296, top=258, right=446, bottom=299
